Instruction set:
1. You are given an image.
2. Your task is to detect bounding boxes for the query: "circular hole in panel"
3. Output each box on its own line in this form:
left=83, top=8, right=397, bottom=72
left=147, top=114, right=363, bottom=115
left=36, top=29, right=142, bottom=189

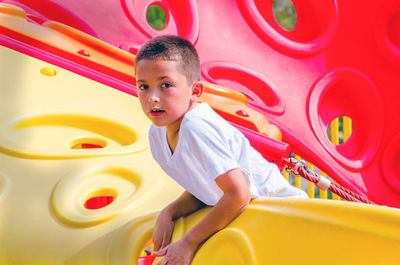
left=238, top=0, right=338, bottom=55
left=146, top=3, right=168, bottom=30
left=51, top=167, right=142, bottom=226
left=71, top=137, right=107, bottom=149
left=255, top=0, right=336, bottom=42
left=381, top=133, right=400, bottom=193
left=327, top=116, right=353, bottom=145
left=272, top=0, right=297, bottom=31
left=122, top=0, right=199, bottom=44
left=307, top=69, right=383, bottom=171
left=84, top=188, right=116, bottom=210
left=85, top=196, right=114, bottom=209
left=202, top=61, right=284, bottom=115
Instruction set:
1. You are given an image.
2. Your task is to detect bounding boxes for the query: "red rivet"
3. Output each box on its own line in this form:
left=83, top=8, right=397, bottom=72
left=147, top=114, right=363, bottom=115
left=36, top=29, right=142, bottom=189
left=236, top=110, right=249, bottom=117
left=77, top=49, right=90, bottom=57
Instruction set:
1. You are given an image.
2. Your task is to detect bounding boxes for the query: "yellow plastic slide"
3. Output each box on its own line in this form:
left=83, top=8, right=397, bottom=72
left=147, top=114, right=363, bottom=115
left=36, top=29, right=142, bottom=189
left=0, top=45, right=400, bottom=265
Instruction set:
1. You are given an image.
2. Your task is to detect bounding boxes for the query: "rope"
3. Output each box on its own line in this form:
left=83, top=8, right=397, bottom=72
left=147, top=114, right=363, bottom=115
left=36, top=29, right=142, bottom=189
left=284, top=158, right=376, bottom=205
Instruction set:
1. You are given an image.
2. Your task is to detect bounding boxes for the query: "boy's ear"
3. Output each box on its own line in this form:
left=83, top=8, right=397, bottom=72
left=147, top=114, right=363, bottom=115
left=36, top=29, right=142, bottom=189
left=192, top=81, right=204, bottom=99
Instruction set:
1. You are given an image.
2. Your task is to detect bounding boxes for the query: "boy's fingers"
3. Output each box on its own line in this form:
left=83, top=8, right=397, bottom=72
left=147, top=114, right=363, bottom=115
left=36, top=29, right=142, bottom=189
left=161, top=239, right=169, bottom=250
left=153, top=249, right=165, bottom=257
left=152, top=237, right=162, bottom=251
left=153, top=243, right=160, bottom=252
left=156, top=257, right=168, bottom=265
left=163, top=233, right=171, bottom=245
left=153, top=245, right=169, bottom=257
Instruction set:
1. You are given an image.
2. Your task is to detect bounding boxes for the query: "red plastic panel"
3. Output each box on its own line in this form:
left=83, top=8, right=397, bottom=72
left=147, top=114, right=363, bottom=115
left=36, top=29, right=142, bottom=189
left=1, top=0, right=400, bottom=207
left=138, top=255, right=156, bottom=265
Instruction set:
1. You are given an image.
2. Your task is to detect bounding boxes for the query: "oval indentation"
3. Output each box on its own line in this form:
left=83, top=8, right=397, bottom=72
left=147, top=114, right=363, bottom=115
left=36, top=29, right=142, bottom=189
left=237, top=0, right=338, bottom=56
left=202, top=61, right=284, bottom=115
left=122, top=0, right=199, bottom=44
left=307, top=69, right=383, bottom=171
left=1, top=114, right=145, bottom=159
left=381, top=133, right=400, bottom=193
left=51, top=167, right=142, bottom=227
left=375, top=2, right=400, bottom=64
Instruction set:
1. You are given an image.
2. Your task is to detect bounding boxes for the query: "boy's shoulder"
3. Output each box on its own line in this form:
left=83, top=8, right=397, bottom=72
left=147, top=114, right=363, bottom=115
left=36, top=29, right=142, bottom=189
left=182, top=103, right=220, bottom=130
left=181, top=103, right=236, bottom=139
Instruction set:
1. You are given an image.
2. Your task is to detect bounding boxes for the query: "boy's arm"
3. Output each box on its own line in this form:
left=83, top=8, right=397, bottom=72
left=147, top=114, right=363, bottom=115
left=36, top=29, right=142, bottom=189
left=162, top=191, right=206, bottom=221
left=153, top=191, right=206, bottom=251
left=154, top=168, right=251, bottom=265
left=183, top=168, right=251, bottom=248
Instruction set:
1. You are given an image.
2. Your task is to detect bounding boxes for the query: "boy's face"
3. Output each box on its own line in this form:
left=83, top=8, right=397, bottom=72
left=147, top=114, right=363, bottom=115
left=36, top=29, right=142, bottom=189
left=136, top=59, right=201, bottom=132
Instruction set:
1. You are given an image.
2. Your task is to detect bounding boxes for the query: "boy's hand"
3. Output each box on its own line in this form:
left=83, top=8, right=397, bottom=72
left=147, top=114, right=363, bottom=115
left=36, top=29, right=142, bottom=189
left=153, top=238, right=197, bottom=265
left=153, top=211, right=174, bottom=252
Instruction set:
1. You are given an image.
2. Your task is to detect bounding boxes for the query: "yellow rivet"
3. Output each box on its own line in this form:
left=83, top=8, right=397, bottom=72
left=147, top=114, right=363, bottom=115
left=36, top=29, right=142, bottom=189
left=40, top=67, right=57, bottom=76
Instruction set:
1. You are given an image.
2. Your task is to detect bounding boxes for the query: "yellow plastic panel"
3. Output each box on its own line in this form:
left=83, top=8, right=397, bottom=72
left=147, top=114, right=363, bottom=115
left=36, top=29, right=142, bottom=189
left=150, top=198, right=400, bottom=265
left=0, top=45, right=147, bottom=159
left=0, top=45, right=183, bottom=264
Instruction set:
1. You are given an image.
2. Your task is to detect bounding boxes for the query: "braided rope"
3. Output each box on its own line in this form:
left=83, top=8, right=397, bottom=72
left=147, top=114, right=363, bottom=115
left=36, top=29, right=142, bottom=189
left=295, top=165, right=376, bottom=205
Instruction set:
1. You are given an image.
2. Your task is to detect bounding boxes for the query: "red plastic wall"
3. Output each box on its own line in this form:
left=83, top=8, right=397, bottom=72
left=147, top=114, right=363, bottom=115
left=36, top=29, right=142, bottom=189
left=1, top=0, right=400, bottom=207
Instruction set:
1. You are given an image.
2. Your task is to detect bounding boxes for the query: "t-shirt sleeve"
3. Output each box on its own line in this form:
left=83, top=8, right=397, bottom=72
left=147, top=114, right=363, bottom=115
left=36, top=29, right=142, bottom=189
left=180, top=119, right=239, bottom=180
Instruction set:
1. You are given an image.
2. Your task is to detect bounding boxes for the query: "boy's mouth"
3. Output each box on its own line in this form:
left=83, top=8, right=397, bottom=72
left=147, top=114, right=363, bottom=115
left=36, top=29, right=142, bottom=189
left=150, top=109, right=165, bottom=116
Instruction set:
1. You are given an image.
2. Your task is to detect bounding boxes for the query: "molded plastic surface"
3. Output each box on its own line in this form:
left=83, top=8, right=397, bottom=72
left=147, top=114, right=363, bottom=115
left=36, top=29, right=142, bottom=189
left=0, top=45, right=184, bottom=263
left=1, top=0, right=399, bottom=206
left=0, top=40, right=287, bottom=265
left=1, top=1, right=400, bottom=264
left=132, top=199, right=400, bottom=265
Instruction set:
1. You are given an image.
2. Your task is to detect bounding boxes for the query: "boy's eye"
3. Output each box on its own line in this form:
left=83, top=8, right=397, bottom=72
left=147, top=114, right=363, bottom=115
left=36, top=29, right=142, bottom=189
left=138, top=84, right=148, bottom=90
left=161, top=83, right=171, bottom=89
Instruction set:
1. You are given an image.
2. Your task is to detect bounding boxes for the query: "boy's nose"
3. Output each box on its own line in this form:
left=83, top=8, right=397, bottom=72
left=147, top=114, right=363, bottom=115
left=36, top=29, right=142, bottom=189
left=148, top=94, right=160, bottom=103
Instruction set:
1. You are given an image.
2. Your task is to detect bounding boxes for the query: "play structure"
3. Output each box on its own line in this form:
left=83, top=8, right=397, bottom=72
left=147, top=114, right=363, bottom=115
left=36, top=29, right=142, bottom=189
left=0, top=0, right=400, bottom=264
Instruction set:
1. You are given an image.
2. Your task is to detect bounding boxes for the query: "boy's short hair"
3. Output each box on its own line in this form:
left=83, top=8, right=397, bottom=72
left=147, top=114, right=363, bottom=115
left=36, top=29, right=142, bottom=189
left=135, top=35, right=201, bottom=84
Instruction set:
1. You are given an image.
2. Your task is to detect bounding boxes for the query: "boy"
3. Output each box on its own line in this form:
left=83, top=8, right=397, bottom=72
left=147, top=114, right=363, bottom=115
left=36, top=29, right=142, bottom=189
left=135, top=35, right=307, bottom=265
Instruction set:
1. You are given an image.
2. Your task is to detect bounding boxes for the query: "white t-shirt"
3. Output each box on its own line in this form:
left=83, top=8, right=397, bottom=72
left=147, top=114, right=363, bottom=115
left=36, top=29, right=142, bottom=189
left=149, top=103, right=307, bottom=205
